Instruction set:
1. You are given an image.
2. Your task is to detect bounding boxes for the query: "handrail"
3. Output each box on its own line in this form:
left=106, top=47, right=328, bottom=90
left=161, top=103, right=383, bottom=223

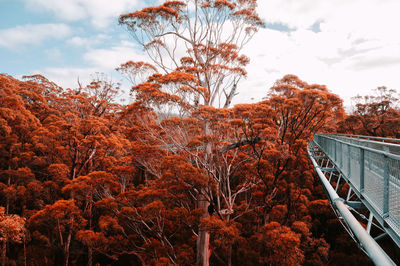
left=309, top=133, right=400, bottom=265
left=333, top=134, right=400, bottom=143
left=308, top=149, right=396, bottom=266
left=317, top=134, right=400, bottom=161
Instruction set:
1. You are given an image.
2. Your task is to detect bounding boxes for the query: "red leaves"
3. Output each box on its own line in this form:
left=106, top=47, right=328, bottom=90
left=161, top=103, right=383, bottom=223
left=0, top=207, right=25, bottom=243
left=233, top=8, right=263, bottom=26
left=267, top=74, right=344, bottom=144
left=119, top=1, right=186, bottom=26
left=259, top=222, right=304, bottom=265
left=200, top=216, right=240, bottom=246
left=149, top=71, right=197, bottom=85
left=161, top=155, right=209, bottom=189
left=338, top=86, right=400, bottom=137
left=76, top=230, right=107, bottom=247
left=214, top=0, right=236, bottom=10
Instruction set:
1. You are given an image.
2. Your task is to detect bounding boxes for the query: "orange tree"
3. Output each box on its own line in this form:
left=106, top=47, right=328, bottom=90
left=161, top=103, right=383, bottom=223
left=113, top=71, right=345, bottom=265
left=338, top=86, right=400, bottom=137
left=222, top=75, right=344, bottom=265
left=118, top=1, right=263, bottom=264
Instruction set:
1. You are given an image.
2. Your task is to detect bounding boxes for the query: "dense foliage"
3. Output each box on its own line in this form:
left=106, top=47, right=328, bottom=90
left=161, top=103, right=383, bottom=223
left=1, top=72, right=389, bottom=265
left=1, top=1, right=398, bottom=265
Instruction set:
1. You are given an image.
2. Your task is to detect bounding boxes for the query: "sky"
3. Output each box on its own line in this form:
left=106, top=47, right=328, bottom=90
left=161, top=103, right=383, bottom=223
left=1, top=0, right=400, bottom=108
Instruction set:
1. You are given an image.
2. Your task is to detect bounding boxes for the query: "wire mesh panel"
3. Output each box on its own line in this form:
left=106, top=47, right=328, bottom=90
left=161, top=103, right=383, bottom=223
left=342, top=144, right=349, bottom=177
left=388, top=157, right=400, bottom=235
left=312, top=133, right=400, bottom=248
left=349, top=145, right=361, bottom=188
left=363, top=150, right=385, bottom=214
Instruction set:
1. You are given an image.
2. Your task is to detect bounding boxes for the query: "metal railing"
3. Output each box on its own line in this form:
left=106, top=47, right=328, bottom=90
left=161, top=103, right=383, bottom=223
left=310, top=134, right=400, bottom=265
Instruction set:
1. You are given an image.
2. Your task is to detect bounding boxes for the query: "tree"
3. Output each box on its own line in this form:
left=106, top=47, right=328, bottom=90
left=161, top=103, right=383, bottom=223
left=119, top=0, right=263, bottom=108
left=0, top=207, right=25, bottom=266
left=338, top=86, right=400, bottom=137
left=62, top=171, right=121, bottom=266
left=28, top=200, right=86, bottom=266
left=119, top=1, right=263, bottom=265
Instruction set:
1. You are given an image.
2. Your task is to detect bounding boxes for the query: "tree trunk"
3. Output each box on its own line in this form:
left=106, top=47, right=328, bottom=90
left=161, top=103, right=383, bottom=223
left=2, top=175, right=9, bottom=266
left=64, top=229, right=72, bottom=266
left=228, top=244, right=232, bottom=266
left=196, top=121, right=212, bottom=265
left=223, top=83, right=237, bottom=108
left=24, top=237, right=27, bottom=266
left=196, top=193, right=210, bottom=266
left=1, top=240, right=6, bottom=266
left=87, top=247, right=92, bottom=266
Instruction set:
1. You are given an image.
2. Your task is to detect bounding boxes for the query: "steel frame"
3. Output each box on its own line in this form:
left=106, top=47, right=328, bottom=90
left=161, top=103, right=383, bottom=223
left=308, top=141, right=396, bottom=265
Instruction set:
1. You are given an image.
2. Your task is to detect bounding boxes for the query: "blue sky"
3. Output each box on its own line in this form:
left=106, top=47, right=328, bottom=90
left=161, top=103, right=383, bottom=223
left=1, top=0, right=400, bottom=106
left=0, top=0, right=150, bottom=93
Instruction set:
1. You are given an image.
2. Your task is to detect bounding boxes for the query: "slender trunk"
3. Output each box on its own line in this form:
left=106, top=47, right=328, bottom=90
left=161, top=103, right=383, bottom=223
left=223, top=83, right=237, bottom=108
left=196, top=121, right=212, bottom=265
left=1, top=240, right=6, bottom=266
left=88, top=202, right=93, bottom=266
left=64, top=229, right=72, bottom=266
left=227, top=244, right=232, bottom=266
left=196, top=193, right=210, bottom=266
left=2, top=171, right=10, bottom=265
left=24, top=237, right=27, bottom=266
left=87, top=247, right=92, bottom=266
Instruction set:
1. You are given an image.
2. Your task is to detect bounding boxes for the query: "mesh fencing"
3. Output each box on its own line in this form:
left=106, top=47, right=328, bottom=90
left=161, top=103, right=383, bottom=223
left=388, top=157, right=400, bottom=235
left=314, top=134, right=400, bottom=238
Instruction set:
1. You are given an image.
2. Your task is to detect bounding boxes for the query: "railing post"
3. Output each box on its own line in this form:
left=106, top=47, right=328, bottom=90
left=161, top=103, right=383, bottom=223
left=360, top=148, right=365, bottom=195
left=383, top=155, right=389, bottom=218
left=348, top=145, right=351, bottom=177
left=334, top=141, right=337, bottom=162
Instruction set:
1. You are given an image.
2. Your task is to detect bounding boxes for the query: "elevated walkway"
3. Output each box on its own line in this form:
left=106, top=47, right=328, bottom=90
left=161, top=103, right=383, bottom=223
left=308, top=134, right=400, bottom=265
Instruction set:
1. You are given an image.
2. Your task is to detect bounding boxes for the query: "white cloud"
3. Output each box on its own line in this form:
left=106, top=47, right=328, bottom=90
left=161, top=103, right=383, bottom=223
left=35, top=67, right=97, bottom=89
left=83, top=42, right=147, bottom=70
left=66, top=34, right=110, bottom=48
left=0, top=24, right=72, bottom=50
left=66, top=36, right=92, bottom=47
left=33, top=41, right=147, bottom=92
left=24, top=0, right=143, bottom=28
left=232, top=0, right=400, bottom=107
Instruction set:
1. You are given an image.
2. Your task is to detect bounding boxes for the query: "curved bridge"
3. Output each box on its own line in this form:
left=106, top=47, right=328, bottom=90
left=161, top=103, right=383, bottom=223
left=308, top=134, right=400, bottom=265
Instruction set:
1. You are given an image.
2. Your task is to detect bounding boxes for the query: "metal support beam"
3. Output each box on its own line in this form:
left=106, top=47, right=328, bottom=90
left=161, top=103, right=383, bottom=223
left=308, top=149, right=396, bottom=266
left=367, top=212, right=374, bottom=234
left=346, top=201, right=365, bottom=210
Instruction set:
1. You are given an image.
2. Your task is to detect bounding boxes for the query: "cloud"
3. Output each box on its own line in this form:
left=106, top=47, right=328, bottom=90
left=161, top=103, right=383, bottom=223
left=24, top=0, right=143, bottom=28
left=66, top=36, right=93, bottom=48
left=66, top=34, right=111, bottom=48
left=33, top=66, right=98, bottom=89
left=232, top=0, right=400, bottom=106
left=83, top=42, right=147, bottom=70
left=0, top=24, right=72, bottom=50
left=33, top=41, right=147, bottom=91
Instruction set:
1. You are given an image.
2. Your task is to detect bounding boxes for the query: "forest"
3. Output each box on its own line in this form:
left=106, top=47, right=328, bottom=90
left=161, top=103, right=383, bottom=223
left=1, top=0, right=400, bottom=265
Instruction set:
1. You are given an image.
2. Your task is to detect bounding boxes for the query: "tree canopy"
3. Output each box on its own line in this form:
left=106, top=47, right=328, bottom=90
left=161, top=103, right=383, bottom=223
left=1, top=0, right=398, bottom=265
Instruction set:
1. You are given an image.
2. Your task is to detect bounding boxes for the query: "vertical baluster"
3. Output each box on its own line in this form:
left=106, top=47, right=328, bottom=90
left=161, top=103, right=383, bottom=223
left=348, top=145, right=351, bottom=177
left=360, top=148, right=365, bottom=195
left=383, top=154, right=389, bottom=218
left=334, top=141, right=336, bottom=162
